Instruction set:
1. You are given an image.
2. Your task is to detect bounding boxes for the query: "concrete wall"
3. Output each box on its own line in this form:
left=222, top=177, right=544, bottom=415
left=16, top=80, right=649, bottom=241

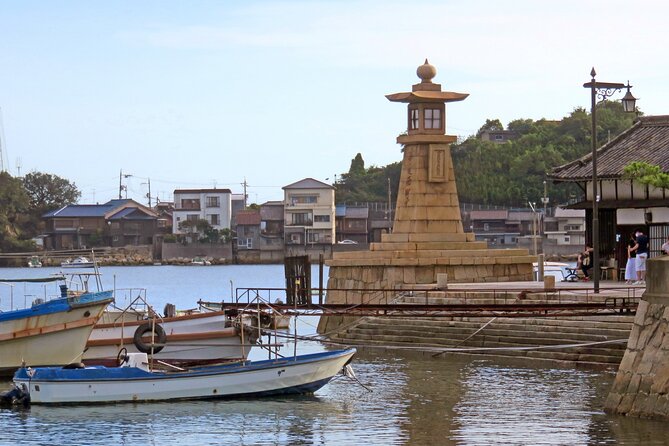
left=605, top=256, right=669, bottom=419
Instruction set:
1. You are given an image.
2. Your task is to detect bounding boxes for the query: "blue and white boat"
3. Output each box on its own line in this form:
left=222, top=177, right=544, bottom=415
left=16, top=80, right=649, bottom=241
left=10, top=348, right=356, bottom=404
left=0, top=276, right=113, bottom=376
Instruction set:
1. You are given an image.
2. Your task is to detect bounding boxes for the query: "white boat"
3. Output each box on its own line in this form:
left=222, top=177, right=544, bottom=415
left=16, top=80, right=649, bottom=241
left=61, top=256, right=96, bottom=268
left=10, top=348, right=356, bottom=404
left=84, top=310, right=258, bottom=367
left=27, top=256, right=42, bottom=268
left=0, top=276, right=113, bottom=377
left=191, top=256, right=211, bottom=266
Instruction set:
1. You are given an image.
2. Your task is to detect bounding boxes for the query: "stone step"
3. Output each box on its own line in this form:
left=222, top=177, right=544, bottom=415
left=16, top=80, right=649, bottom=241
left=351, top=322, right=630, bottom=341
left=339, top=327, right=627, bottom=351
left=360, top=317, right=633, bottom=334
left=332, top=336, right=623, bottom=364
left=382, top=316, right=635, bottom=331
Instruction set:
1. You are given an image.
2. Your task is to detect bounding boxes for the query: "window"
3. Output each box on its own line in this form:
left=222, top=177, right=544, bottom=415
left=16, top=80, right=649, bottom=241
left=292, top=212, right=312, bottom=225
left=409, top=108, right=419, bottom=130
left=290, top=233, right=301, bottom=244
left=564, top=224, right=580, bottom=231
left=314, top=215, right=330, bottom=223
left=495, top=134, right=503, bottom=141
left=291, top=195, right=318, bottom=205
left=206, top=196, right=220, bottom=208
left=246, top=238, right=253, bottom=249
left=180, top=199, right=200, bottom=210
left=187, top=214, right=199, bottom=223
left=111, top=222, right=120, bottom=230
left=564, top=236, right=571, bottom=243
left=307, top=232, right=320, bottom=243
left=209, top=214, right=220, bottom=225
left=424, top=108, right=441, bottom=129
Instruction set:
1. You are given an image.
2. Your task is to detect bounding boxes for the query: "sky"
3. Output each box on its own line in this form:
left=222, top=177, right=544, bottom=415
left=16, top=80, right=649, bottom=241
left=1, top=0, right=668, bottom=205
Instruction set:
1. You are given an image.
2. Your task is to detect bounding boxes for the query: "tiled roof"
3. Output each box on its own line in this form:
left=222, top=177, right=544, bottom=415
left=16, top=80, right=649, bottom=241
left=550, top=115, right=669, bottom=181
left=282, top=178, right=334, bottom=190
left=43, top=199, right=132, bottom=218
left=174, top=189, right=232, bottom=194
left=236, top=210, right=261, bottom=225
left=108, top=208, right=156, bottom=220
left=554, top=207, right=585, bottom=218
left=470, top=210, right=509, bottom=220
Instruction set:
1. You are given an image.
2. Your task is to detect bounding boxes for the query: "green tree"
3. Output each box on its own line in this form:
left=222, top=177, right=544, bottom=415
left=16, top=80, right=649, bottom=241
left=0, top=172, right=33, bottom=251
left=22, top=171, right=81, bottom=237
left=476, top=118, right=504, bottom=137
left=348, top=153, right=366, bottom=177
left=623, top=161, right=669, bottom=189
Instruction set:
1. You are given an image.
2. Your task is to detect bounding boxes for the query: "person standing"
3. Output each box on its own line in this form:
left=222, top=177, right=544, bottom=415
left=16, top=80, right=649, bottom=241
left=634, top=229, right=649, bottom=285
left=625, top=233, right=637, bottom=284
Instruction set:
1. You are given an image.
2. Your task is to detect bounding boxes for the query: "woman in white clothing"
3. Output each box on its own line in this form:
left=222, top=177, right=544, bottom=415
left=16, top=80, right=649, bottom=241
left=625, top=233, right=637, bottom=284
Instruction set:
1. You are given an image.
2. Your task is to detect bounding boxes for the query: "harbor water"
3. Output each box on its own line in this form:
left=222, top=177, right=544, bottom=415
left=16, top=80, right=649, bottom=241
left=1, top=265, right=668, bottom=445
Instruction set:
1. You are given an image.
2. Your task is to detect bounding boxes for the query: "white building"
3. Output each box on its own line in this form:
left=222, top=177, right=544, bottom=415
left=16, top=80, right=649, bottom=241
left=545, top=207, right=586, bottom=246
left=172, top=188, right=232, bottom=234
left=282, top=178, right=335, bottom=245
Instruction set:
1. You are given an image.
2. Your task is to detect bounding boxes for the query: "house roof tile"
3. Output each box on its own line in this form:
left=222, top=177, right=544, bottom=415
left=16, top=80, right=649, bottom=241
left=550, top=115, right=669, bottom=181
left=236, top=210, right=261, bottom=225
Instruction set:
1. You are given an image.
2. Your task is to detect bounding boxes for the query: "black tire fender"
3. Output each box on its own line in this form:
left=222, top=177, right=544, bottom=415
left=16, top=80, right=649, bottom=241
left=133, top=322, right=167, bottom=354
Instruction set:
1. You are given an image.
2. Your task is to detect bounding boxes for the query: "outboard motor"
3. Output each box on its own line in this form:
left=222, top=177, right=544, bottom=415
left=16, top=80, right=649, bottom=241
left=0, top=384, right=30, bottom=408
left=121, top=353, right=150, bottom=371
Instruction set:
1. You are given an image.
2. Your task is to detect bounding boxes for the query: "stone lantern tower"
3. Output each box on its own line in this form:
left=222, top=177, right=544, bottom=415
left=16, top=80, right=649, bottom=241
left=319, top=61, right=533, bottom=332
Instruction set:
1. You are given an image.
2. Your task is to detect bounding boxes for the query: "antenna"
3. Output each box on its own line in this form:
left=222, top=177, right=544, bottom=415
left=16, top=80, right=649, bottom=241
left=15, top=157, right=22, bottom=178
left=0, top=107, right=8, bottom=173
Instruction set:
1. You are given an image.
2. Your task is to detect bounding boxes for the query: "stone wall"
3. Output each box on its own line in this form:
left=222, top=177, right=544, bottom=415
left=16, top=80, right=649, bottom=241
left=161, top=242, right=232, bottom=264
left=605, top=256, right=669, bottom=419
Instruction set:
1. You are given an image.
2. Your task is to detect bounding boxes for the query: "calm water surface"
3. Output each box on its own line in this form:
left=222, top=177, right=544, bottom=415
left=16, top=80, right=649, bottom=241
left=1, top=265, right=668, bottom=445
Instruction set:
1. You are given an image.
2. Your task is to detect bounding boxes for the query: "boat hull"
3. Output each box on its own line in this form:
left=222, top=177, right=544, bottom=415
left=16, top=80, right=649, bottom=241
left=0, top=291, right=113, bottom=376
left=84, top=311, right=255, bottom=365
left=14, top=349, right=356, bottom=404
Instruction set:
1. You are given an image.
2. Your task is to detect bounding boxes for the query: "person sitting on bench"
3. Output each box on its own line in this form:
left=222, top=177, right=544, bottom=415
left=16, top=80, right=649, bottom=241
left=577, top=245, right=594, bottom=281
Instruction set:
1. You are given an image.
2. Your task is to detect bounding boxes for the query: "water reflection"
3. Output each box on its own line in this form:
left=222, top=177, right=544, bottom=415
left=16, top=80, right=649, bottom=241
left=2, top=353, right=669, bottom=445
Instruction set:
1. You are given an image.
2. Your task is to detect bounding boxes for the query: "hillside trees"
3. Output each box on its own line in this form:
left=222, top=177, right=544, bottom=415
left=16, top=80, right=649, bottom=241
left=334, top=101, right=637, bottom=207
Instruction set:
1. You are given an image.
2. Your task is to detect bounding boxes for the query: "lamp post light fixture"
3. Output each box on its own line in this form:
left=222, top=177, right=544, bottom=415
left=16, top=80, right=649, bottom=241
left=583, top=68, right=637, bottom=293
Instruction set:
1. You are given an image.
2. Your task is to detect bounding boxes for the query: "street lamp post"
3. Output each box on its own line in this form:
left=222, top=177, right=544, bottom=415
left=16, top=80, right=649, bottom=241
left=583, top=68, right=636, bottom=293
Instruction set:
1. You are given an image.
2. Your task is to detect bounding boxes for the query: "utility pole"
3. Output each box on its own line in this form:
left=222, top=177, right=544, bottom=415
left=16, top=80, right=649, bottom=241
left=387, top=177, right=392, bottom=220
left=146, top=178, right=152, bottom=207
left=242, top=178, right=248, bottom=209
left=119, top=169, right=123, bottom=199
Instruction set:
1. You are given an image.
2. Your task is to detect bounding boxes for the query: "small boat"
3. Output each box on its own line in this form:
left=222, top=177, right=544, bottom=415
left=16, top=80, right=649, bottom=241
left=85, top=310, right=259, bottom=367
left=61, top=256, right=96, bottom=268
left=0, top=276, right=113, bottom=377
left=27, top=256, right=42, bottom=268
left=191, top=256, right=211, bottom=266
left=10, top=348, right=356, bottom=404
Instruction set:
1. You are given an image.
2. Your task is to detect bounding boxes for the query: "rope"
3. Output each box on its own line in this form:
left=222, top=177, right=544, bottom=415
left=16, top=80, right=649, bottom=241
left=432, top=317, right=497, bottom=357
left=316, top=338, right=628, bottom=353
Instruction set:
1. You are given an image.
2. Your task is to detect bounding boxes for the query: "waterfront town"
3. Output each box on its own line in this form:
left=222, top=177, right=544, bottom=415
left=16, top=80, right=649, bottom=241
left=2, top=2, right=669, bottom=444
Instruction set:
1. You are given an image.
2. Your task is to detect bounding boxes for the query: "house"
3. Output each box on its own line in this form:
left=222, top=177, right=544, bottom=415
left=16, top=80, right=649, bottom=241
left=235, top=210, right=261, bottom=251
left=172, top=189, right=232, bottom=234
left=469, top=209, right=543, bottom=248
left=42, top=199, right=158, bottom=249
left=544, top=207, right=586, bottom=253
left=283, top=178, right=335, bottom=246
left=335, top=205, right=369, bottom=244
left=550, top=115, right=669, bottom=266
left=154, top=201, right=174, bottom=234
left=479, top=129, right=517, bottom=144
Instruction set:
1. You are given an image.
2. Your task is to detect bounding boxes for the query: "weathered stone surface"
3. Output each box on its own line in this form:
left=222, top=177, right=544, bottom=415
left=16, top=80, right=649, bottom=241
left=605, top=256, right=669, bottom=419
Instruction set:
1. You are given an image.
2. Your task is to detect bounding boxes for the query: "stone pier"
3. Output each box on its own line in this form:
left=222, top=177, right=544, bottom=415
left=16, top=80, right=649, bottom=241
left=319, top=62, right=533, bottom=333
left=605, top=256, right=669, bottom=419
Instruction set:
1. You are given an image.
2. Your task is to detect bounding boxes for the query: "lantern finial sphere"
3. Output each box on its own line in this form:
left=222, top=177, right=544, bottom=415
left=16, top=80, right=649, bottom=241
left=417, top=59, right=437, bottom=83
